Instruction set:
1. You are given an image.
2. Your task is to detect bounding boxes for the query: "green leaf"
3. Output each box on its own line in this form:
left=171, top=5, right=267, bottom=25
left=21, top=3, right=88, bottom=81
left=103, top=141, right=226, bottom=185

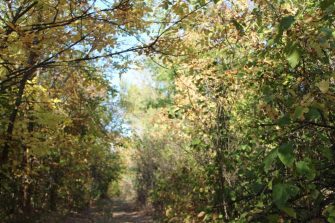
left=296, top=160, right=316, bottom=180
left=281, top=206, right=297, bottom=218
left=286, top=43, right=301, bottom=68
left=191, top=138, right=202, bottom=146
left=277, top=115, right=291, bottom=126
left=323, top=205, right=335, bottom=223
left=280, top=16, right=295, bottom=30
left=277, top=143, right=295, bottom=167
left=321, top=147, right=333, bottom=160
left=305, top=107, right=321, bottom=121
left=279, top=16, right=295, bottom=31
left=293, top=106, right=309, bottom=120
left=273, top=183, right=299, bottom=208
left=287, top=49, right=300, bottom=68
left=264, top=149, right=278, bottom=172
left=251, top=182, right=264, bottom=194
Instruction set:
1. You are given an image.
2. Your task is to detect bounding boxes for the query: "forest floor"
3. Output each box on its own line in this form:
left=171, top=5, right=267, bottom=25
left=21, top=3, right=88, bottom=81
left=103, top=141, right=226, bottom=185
left=61, top=198, right=153, bottom=223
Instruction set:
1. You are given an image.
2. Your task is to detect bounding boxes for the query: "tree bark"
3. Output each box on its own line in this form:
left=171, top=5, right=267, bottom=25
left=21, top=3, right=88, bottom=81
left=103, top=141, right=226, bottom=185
left=1, top=73, right=30, bottom=165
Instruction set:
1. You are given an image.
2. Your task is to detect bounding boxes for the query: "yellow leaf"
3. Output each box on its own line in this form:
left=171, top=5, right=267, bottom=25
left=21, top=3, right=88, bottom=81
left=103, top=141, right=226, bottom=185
left=316, top=80, right=329, bottom=93
left=197, top=211, right=206, bottom=218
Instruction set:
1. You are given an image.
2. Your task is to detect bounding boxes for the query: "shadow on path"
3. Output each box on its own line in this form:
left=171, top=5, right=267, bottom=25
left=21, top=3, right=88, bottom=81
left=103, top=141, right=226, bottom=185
left=62, top=198, right=153, bottom=223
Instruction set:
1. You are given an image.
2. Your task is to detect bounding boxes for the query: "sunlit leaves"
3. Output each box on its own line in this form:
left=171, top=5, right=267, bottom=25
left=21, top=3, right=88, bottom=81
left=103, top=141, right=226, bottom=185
left=286, top=42, right=301, bottom=68
left=0, top=0, right=139, bottom=217
left=316, top=80, right=330, bottom=93
left=107, top=0, right=335, bottom=222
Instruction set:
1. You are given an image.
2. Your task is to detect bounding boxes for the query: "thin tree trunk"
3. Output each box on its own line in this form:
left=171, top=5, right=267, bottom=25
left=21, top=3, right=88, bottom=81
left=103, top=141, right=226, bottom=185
left=214, top=105, right=230, bottom=221
left=20, top=103, right=34, bottom=214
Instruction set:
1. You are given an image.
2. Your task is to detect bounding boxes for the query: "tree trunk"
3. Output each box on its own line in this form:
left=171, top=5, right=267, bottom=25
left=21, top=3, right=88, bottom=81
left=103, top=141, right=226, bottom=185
left=214, top=105, right=230, bottom=221
left=19, top=103, right=34, bottom=215
left=1, top=73, right=30, bottom=165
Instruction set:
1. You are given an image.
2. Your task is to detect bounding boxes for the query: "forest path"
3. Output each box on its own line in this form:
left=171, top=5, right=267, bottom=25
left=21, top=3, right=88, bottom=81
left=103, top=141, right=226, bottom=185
left=62, top=198, right=153, bottom=223
left=111, top=198, right=153, bottom=223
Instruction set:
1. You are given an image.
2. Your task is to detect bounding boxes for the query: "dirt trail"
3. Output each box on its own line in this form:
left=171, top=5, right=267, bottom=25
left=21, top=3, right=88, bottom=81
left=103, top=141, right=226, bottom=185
left=111, top=199, right=153, bottom=223
left=62, top=198, right=153, bottom=223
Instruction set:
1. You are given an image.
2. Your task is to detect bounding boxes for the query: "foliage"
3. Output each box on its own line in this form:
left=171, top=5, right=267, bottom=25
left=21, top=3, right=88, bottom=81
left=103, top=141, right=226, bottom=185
left=1, top=0, right=335, bottom=222
left=0, top=0, right=151, bottom=221
left=124, top=0, right=335, bottom=222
